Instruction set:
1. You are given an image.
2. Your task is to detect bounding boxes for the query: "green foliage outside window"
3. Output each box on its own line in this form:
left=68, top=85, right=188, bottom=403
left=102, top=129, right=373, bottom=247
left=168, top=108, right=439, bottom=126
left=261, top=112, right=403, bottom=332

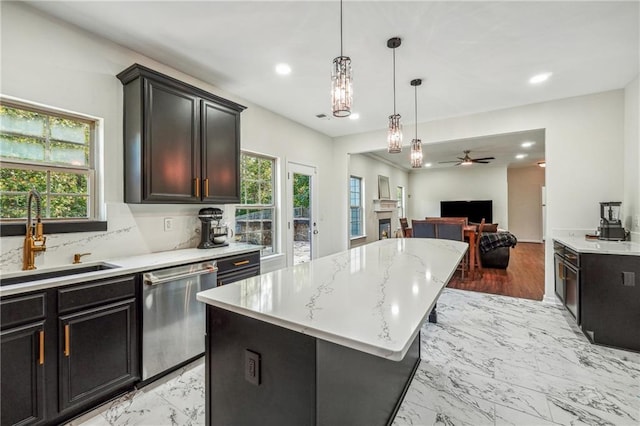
left=0, top=104, right=93, bottom=220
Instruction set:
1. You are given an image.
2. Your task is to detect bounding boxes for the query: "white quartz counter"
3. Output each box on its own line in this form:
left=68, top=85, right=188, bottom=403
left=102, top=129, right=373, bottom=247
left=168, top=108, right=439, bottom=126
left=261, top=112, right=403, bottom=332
left=0, top=243, right=260, bottom=296
left=554, top=237, right=640, bottom=256
left=197, top=238, right=467, bottom=361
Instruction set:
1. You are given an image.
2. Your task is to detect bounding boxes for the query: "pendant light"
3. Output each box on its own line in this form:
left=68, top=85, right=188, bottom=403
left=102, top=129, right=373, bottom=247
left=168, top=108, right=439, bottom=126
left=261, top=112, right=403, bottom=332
left=410, top=79, right=423, bottom=168
left=387, top=37, right=402, bottom=153
left=331, top=0, right=352, bottom=117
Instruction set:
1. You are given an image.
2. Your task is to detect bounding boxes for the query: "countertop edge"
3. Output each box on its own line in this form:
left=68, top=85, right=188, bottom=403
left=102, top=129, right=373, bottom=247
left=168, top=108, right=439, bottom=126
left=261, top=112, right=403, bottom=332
left=553, top=237, right=640, bottom=256
left=0, top=245, right=261, bottom=297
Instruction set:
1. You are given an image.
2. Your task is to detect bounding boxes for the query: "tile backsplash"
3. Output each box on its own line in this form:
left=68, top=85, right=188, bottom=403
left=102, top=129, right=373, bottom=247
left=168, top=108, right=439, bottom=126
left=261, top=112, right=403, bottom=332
left=0, top=203, right=232, bottom=273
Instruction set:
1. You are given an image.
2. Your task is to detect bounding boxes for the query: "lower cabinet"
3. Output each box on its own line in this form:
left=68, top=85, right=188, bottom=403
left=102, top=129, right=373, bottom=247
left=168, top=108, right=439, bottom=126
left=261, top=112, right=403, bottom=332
left=1, top=321, right=46, bottom=426
left=0, top=275, right=139, bottom=426
left=216, top=251, right=261, bottom=286
left=59, top=298, right=137, bottom=412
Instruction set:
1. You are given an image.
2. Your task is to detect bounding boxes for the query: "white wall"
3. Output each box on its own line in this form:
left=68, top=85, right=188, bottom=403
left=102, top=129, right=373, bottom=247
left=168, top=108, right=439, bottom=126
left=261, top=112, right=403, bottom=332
left=0, top=2, right=336, bottom=272
left=407, top=166, right=508, bottom=227
left=624, top=76, right=640, bottom=242
left=507, top=166, right=546, bottom=242
left=348, top=154, right=409, bottom=246
left=333, top=90, right=626, bottom=301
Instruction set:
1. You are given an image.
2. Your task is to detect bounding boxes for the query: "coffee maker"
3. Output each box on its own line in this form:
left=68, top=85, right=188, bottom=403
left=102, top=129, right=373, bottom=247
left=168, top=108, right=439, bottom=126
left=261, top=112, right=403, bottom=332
left=198, top=207, right=233, bottom=248
left=598, top=201, right=626, bottom=241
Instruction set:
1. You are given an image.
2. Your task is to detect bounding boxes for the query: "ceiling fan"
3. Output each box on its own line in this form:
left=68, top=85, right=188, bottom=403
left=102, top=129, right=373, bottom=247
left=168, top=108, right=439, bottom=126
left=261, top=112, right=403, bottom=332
left=438, top=150, right=495, bottom=166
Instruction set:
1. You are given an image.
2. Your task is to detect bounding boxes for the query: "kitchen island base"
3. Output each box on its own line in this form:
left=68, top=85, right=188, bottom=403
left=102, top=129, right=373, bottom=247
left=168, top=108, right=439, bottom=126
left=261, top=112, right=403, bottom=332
left=206, top=306, right=420, bottom=426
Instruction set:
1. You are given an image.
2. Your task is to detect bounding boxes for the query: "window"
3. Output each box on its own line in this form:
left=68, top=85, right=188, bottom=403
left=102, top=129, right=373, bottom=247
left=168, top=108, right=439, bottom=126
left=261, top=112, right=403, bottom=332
left=397, top=186, right=405, bottom=218
left=235, top=152, right=276, bottom=256
left=0, top=98, right=104, bottom=235
left=350, top=176, right=363, bottom=238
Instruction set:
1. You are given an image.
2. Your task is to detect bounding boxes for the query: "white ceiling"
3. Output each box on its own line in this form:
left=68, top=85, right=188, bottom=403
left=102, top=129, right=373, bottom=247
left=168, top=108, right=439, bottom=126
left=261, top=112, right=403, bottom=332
left=24, top=1, right=639, bottom=147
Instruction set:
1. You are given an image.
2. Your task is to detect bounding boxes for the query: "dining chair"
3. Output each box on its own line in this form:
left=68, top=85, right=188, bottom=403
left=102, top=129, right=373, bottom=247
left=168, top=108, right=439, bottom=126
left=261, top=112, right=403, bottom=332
left=411, top=220, right=436, bottom=238
left=399, top=218, right=411, bottom=237
left=425, top=217, right=468, bottom=225
left=435, top=221, right=467, bottom=279
left=474, top=218, right=486, bottom=277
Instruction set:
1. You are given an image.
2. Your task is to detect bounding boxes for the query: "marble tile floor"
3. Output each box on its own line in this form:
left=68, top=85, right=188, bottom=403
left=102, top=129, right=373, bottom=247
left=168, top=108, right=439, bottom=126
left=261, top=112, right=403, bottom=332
left=68, top=289, right=640, bottom=426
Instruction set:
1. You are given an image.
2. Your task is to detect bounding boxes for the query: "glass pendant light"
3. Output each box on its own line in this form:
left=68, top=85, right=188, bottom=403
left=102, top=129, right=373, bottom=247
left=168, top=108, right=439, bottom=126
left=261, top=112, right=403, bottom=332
left=331, top=0, right=352, bottom=117
left=410, top=79, right=423, bottom=168
left=387, top=37, right=402, bottom=153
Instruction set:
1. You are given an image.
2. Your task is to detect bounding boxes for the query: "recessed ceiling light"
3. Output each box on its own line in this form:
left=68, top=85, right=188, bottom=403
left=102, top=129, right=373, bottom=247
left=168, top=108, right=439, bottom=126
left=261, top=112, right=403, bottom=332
left=521, top=141, right=535, bottom=148
left=275, top=63, right=291, bottom=75
left=349, top=113, right=360, bottom=120
left=515, top=153, right=528, bottom=159
left=529, top=72, right=552, bottom=84
left=424, top=163, right=432, bottom=168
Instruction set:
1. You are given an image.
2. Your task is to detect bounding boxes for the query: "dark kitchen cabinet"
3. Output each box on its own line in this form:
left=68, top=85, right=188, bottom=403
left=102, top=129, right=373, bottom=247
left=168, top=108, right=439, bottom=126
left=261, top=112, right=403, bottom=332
left=58, top=298, right=137, bottom=412
left=581, top=253, right=639, bottom=352
left=117, top=64, right=246, bottom=204
left=0, top=275, right=138, bottom=426
left=1, top=292, right=47, bottom=426
left=216, top=251, right=261, bottom=286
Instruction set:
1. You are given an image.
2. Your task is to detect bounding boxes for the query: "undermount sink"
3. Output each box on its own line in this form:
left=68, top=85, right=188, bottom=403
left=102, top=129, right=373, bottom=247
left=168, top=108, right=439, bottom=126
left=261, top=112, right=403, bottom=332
left=0, top=262, right=119, bottom=286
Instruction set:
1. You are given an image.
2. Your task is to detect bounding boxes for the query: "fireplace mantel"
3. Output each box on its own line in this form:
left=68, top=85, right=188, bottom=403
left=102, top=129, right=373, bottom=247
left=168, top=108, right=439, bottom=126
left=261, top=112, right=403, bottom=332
left=373, top=199, right=397, bottom=212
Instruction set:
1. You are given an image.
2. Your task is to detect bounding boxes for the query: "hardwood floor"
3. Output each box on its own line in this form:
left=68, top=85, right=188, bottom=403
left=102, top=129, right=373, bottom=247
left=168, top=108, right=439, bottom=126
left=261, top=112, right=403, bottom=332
left=447, top=242, right=545, bottom=301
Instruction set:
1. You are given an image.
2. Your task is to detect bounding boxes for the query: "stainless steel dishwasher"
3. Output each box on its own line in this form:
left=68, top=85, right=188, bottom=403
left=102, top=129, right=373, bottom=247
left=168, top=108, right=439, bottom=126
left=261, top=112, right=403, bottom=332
left=141, top=260, right=217, bottom=381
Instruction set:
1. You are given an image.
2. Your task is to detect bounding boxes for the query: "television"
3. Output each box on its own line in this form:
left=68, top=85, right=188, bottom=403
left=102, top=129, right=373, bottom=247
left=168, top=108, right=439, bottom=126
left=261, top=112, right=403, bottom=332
left=440, top=200, right=493, bottom=224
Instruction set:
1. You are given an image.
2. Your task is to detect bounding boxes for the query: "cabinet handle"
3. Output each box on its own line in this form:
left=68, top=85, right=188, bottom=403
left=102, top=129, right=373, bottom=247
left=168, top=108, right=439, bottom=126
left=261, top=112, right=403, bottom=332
left=194, top=178, right=200, bottom=198
left=64, top=324, right=70, bottom=357
left=204, top=178, right=209, bottom=197
left=39, top=331, right=45, bottom=365
left=233, top=260, right=250, bottom=266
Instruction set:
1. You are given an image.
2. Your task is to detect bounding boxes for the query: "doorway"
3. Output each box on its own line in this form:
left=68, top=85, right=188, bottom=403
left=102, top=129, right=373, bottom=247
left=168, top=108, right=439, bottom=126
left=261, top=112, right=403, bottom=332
left=287, top=162, right=318, bottom=266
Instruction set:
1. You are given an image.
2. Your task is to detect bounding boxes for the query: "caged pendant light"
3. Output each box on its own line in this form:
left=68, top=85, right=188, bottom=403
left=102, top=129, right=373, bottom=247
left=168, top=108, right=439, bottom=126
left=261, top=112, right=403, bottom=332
left=387, top=37, right=402, bottom=153
left=331, top=0, right=352, bottom=118
left=410, top=79, right=423, bottom=168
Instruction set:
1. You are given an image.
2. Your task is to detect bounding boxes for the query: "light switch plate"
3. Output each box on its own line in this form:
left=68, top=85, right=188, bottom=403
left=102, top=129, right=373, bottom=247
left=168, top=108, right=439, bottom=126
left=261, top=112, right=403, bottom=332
left=164, top=217, right=174, bottom=232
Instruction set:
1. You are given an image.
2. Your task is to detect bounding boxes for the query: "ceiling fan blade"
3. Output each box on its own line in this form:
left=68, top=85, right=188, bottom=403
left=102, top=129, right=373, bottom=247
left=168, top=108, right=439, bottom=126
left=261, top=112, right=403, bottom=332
left=471, top=157, right=495, bottom=161
left=474, top=161, right=491, bottom=164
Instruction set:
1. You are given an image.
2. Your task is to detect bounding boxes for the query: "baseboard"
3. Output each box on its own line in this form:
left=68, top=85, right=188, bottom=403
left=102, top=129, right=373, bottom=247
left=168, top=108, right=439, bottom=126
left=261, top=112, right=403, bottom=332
left=518, top=239, right=543, bottom=244
left=542, top=293, right=561, bottom=305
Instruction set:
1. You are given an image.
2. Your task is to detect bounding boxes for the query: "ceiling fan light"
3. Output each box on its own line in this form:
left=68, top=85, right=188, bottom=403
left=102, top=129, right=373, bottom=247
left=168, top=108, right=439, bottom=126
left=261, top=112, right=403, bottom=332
left=410, top=138, right=423, bottom=168
left=387, top=114, right=402, bottom=153
left=538, top=161, right=546, bottom=168
left=332, top=56, right=352, bottom=117
left=461, top=159, right=473, bottom=166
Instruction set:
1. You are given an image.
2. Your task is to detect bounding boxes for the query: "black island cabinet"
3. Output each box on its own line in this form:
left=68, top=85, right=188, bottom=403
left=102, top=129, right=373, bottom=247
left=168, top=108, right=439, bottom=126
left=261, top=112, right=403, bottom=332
left=117, top=64, right=246, bottom=204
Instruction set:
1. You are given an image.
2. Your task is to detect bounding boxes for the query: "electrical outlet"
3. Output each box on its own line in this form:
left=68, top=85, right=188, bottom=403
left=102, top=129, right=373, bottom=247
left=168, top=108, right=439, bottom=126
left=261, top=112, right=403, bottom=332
left=634, top=214, right=640, bottom=229
left=245, top=350, right=261, bottom=386
left=164, top=217, right=174, bottom=232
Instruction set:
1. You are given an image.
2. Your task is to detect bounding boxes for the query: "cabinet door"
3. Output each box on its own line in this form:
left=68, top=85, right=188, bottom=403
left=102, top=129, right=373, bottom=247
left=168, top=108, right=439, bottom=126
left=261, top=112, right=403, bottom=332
left=58, top=299, right=138, bottom=412
left=553, top=254, right=565, bottom=302
left=201, top=99, right=240, bottom=203
left=1, top=322, right=46, bottom=426
left=144, top=79, right=200, bottom=202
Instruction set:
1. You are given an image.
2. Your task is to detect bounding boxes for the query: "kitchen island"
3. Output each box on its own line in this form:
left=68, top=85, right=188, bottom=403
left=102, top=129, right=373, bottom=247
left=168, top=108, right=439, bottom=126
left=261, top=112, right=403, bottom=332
left=197, top=238, right=467, bottom=426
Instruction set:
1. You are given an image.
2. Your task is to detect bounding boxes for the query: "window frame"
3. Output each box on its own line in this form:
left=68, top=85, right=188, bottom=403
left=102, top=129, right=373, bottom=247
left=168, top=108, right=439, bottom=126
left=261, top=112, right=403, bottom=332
left=0, top=96, right=106, bottom=236
left=349, top=175, right=364, bottom=239
left=397, top=185, right=405, bottom=219
left=234, top=151, right=277, bottom=257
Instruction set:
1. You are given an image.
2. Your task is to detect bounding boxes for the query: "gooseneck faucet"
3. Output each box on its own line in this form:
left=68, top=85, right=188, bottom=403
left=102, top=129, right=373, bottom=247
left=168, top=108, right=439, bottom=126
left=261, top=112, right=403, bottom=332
left=23, top=189, right=47, bottom=270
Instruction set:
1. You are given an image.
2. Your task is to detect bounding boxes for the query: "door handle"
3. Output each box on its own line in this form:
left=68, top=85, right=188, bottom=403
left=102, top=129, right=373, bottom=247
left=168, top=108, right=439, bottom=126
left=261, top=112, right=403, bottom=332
left=204, top=178, right=210, bottom=197
left=39, top=331, right=45, bottom=365
left=64, top=324, right=70, bottom=357
left=233, top=260, right=250, bottom=266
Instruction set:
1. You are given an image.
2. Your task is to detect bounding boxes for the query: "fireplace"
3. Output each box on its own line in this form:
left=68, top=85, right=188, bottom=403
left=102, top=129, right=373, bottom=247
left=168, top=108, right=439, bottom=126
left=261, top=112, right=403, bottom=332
left=379, top=218, right=391, bottom=240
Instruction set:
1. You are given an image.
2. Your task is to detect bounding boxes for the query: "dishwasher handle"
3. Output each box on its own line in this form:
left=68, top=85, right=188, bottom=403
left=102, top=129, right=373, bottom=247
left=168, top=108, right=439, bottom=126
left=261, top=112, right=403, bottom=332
left=143, top=263, right=217, bottom=286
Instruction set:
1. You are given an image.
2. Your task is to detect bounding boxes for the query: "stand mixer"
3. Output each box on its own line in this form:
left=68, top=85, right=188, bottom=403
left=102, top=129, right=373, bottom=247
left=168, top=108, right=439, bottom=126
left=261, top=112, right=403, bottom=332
left=198, top=207, right=232, bottom=248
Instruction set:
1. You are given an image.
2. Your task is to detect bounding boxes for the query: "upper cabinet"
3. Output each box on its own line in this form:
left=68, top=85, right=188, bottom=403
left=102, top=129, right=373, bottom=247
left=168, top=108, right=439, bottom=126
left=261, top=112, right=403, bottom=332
left=117, top=64, right=246, bottom=204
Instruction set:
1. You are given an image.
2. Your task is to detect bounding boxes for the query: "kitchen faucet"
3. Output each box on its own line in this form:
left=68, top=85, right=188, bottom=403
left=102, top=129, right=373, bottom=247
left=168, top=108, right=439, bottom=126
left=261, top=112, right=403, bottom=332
left=23, top=188, right=47, bottom=270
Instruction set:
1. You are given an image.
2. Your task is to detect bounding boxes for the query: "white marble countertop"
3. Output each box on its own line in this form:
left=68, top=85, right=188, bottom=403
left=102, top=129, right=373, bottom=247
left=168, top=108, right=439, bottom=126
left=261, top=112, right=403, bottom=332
left=0, top=243, right=260, bottom=296
left=554, top=237, right=640, bottom=256
left=197, top=238, right=467, bottom=361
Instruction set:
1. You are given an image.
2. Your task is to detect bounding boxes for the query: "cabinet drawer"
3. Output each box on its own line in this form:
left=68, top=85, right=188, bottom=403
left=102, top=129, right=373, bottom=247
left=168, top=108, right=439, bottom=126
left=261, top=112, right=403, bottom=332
left=0, top=293, right=47, bottom=329
left=217, top=267, right=260, bottom=287
left=217, top=252, right=260, bottom=275
left=1, top=293, right=47, bottom=329
left=58, top=275, right=136, bottom=314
